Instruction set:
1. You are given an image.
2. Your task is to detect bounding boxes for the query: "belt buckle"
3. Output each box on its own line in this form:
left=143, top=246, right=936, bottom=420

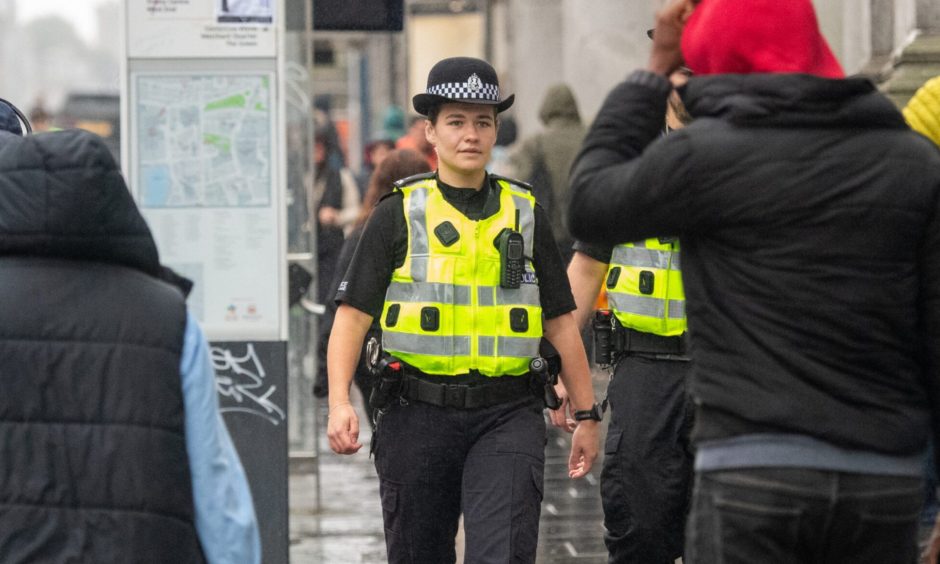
left=444, top=384, right=466, bottom=408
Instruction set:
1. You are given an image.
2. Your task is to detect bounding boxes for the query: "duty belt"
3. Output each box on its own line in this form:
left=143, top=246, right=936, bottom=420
left=400, top=371, right=535, bottom=409
left=621, top=327, right=687, bottom=356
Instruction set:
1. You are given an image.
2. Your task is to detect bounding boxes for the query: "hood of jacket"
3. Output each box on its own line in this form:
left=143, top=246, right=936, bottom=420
left=538, top=83, right=582, bottom=125
left=0, top=129, right=162, bottom=276
left=680, top=74, right=907, bottom=130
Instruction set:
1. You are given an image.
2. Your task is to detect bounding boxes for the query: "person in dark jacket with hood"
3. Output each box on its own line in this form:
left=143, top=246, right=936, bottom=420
left=0, top=123, right=259, bottom=563
left=511, top=83, right=586, bottom=261
left=568, top=0, right=940, bottom=562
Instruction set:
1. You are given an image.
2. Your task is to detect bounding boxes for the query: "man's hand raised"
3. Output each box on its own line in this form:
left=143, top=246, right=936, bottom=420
left=649, top=0, right=697, bottom=76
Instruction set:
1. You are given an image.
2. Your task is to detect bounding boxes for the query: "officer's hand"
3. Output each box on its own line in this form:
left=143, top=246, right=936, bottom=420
left=327, top=402, right=363, bottom=455
left=921, top=512, right=940, bottom=564
left=548, top=382, right=577, bottom=432
left=567, top=420, right=600, bottom=479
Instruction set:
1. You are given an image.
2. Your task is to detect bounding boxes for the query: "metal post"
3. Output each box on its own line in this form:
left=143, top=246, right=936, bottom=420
left=304, top=0, right=321, bottom=512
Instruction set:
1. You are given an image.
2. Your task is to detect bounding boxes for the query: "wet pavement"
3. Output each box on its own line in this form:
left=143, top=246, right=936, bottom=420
left=289, top=371, right=612, bottom=563
left=287, top=376, right=938, bottom=563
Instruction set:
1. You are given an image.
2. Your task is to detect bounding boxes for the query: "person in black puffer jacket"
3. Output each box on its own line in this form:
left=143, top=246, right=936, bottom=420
left=0, top=121, right=259, bottom=563
left=568, top=1, right=940, bottom=562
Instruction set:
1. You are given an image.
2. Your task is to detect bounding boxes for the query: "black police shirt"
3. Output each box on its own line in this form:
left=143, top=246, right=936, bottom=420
left=572, top=240, right=615, bottom=264
left=335, top=173, right=576, bottom=322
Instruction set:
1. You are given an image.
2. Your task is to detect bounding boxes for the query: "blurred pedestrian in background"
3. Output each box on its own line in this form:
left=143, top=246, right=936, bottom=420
left=396, top=114, right=438, bottom=170
left=0, top=102, right=259, bottom=563
left=313, top=94, right=346, bottom=169
left=568, top=0, right=940, bottom=562
left=28, top=98, right=52, bottom=132
left=487, top=113, right=517, bottom=177
left=511, top=83, right=586, bottom=263
left=905, top=75, right=940, bottom=147
left=380, top=105, right=406, bottom=142
left=322, top=148, right=431, bottom=429
left=355, top=138, right=396, bottom=199
left=312, top=127, right=360, bottom=397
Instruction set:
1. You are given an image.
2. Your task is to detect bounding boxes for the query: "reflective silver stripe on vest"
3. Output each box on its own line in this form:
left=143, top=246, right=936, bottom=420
left=496, top=284, right=540, bottom=306
left=387, top=281, right=472, bottom=305
left=383, top=331, right=472, bottom=356
left=476, top=284, right=540, bottom=307
left=478, top=335, right=541, bottom=357
left=608, top=293, right=686, bottom=319
left=509, top=190, right=535, bottom=256
left=611, top=245, right=676, bottom=271
left=667, top=299, right=685, bottom=319
left=407, top=187, right=430, bottom=281
left=608, top=293, right=666, bottom=318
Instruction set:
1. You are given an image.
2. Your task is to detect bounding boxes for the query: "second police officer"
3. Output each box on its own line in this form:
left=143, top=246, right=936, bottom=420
left=326, top=57, right=601, bottom=563
left=565, top=60, right=694, bottom=563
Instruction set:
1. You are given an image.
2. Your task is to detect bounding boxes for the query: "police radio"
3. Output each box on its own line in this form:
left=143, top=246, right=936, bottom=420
left=497, top=210, right=525, bottom=289
left=498, top=229, right=524, bottom=289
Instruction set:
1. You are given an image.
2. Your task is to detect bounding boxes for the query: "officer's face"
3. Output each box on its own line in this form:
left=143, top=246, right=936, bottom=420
left=426, top=102, right=497, bottom=178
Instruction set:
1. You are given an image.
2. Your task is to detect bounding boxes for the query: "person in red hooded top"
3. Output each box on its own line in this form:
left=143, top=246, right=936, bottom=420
left=568, top=0, right=940, bottom=562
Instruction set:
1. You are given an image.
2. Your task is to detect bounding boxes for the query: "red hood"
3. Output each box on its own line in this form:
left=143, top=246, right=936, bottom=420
left=681, top=0, right=844, bottom=78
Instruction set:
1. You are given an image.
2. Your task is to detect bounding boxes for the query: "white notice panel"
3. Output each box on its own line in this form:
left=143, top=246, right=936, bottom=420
left=128, top=0, right=276, bottom=58
left=131, top=72, right=280, bottom=340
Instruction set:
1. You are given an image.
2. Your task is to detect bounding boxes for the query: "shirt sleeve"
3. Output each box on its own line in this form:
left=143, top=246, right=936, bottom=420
left=180, top=312, right=261, bottom=564
left=572, top=240, right=614, bottom=264
left=334, top=194, right=405, bottom=318
left=568, top=70, right=695, bottom=245
left=532, top=203, right=577, bottom=319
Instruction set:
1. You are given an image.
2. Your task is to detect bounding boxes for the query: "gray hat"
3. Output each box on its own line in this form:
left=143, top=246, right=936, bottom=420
left=0, top=98, right=30, bottom=135
left=413, top=57, right=514, bottom=116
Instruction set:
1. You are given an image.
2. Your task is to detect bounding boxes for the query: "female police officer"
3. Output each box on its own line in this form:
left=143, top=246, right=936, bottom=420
left=326, top=57, right=600, bottom=563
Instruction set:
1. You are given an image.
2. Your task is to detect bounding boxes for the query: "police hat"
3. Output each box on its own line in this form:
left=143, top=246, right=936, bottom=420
left=412, top=57, right=514, bottom=116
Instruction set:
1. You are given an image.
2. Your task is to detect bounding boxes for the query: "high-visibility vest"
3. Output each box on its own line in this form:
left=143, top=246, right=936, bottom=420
left=605, top=238, right=686, bottom=336
left=381, top=176, right=542, bottom=376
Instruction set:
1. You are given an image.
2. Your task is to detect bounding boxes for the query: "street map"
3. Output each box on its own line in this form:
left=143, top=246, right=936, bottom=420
left=137, top=74, right=272, bottom=208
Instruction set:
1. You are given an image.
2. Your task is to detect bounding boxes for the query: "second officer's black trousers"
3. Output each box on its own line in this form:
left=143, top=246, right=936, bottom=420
left=601, top=355, right=693, bottom=563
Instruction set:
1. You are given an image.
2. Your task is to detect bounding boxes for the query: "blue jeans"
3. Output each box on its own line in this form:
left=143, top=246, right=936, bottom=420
left=686, top=467, right=923, bottom=564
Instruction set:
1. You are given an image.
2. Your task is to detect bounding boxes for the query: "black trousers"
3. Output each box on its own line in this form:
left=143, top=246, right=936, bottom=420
left=373, top=395, right=546, bottom=564
left=686, top=467, right=923, bottom=564
left=602, top=355, right=693, bottom=563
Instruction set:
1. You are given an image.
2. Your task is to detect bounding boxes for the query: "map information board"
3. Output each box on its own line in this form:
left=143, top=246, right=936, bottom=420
left=137, top=74, right=272, bottom=208
left=131, top=72, right=280, bottom=341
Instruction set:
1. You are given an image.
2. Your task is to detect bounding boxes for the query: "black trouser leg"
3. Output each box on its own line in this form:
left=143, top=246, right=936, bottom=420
left=601, top=356, right=693, bottom=564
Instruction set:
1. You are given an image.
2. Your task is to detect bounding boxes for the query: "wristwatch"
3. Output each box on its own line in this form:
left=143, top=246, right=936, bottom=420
left=574, top=402, right=604, bottom=422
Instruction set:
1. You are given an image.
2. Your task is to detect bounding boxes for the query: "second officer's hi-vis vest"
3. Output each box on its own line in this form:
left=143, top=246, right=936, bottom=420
left=605, top=238, right=686, bottom=337
left=381, top=175, right=542, bottom=377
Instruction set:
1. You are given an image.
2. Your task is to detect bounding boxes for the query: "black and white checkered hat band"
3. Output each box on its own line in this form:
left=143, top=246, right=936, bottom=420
left=426, top=81, right=500, bottom=102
